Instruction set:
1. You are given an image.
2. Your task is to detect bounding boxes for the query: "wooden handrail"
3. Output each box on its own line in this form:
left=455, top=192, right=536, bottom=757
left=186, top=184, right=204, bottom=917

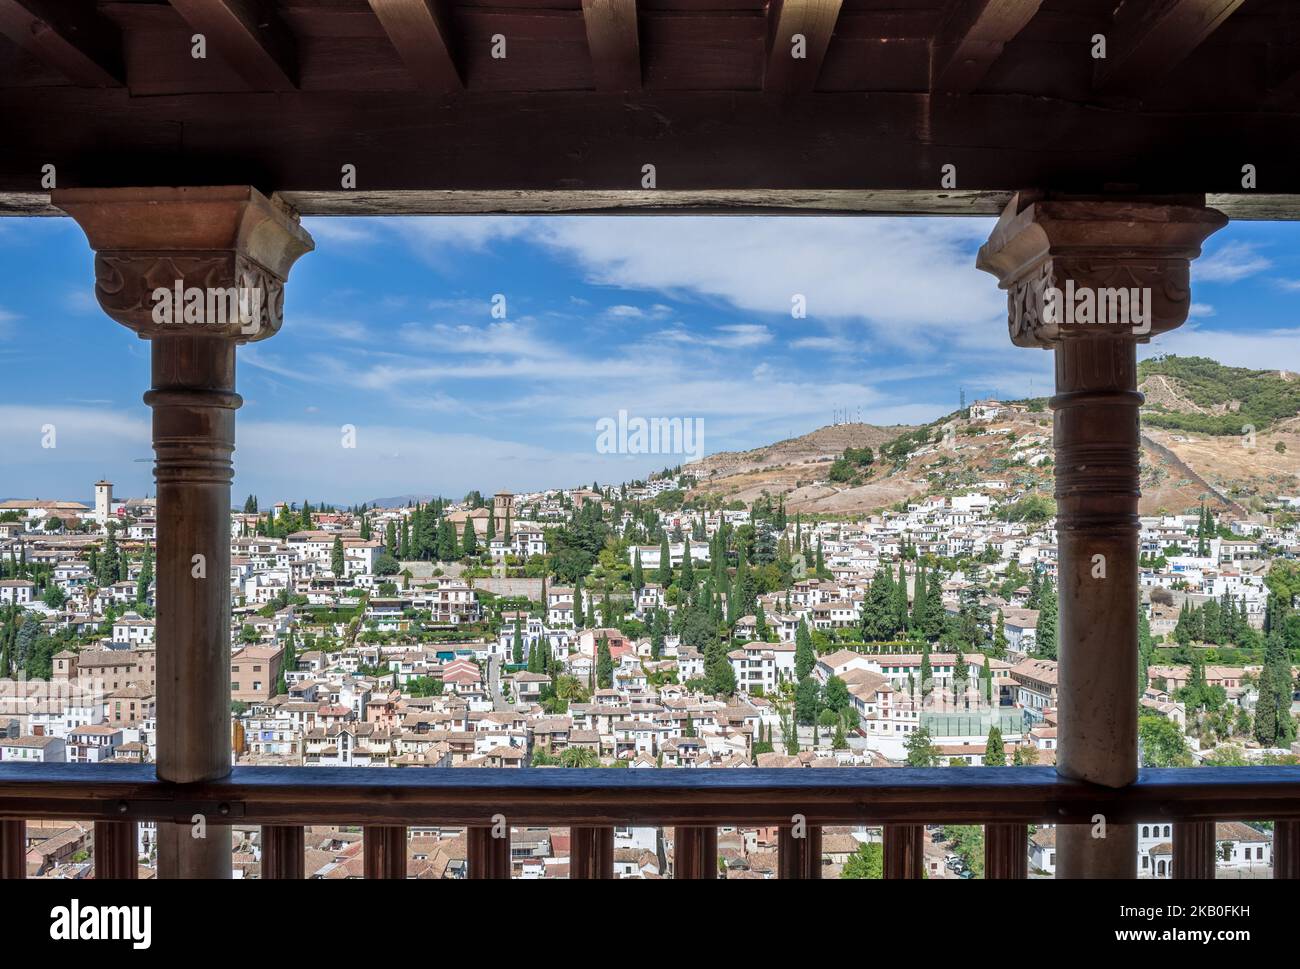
left=1, top=764, right=1299, bottom=826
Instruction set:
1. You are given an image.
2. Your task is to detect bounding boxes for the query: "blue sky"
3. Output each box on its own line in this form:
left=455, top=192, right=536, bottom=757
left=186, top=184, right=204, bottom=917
left=2, top=214, right=1298, bottom=505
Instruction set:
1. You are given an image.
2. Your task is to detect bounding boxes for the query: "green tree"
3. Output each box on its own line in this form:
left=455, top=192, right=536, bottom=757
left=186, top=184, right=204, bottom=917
left=631, top=549, right=644, bottom=592
left=795, top=618, right=815, bottom=680
left=841, top=842, right=883, bottom=879
left=795, top=676, right=820, bottom=725
left=904, top=726, right=941, bottom=767
left=982, top=725, right=1006, bottom=766
left=596, top=635, right=613, bottom=690
left=461, top=521, right=478, bottom=558
left=331, top=536, right=345, bottom=578
left=1139, top=713, right=1194, bottom=767
left=136, top=543, right=153, bottom=605
left=1036, top=577, right=1058, bottom=659
left=656, top=535, right=672, bottom=586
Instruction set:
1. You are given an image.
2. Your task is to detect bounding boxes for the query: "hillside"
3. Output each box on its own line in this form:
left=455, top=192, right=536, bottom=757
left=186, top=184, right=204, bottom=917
left=1138, top=355, right=1300, bottom=435
left=684, top=356, right=1300, bottom=517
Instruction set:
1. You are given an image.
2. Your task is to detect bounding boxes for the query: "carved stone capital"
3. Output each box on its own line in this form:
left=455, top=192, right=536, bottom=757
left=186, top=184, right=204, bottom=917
left=975, top=193, right=1227, bottom=349
left=52, top=186, right=313, bottom=343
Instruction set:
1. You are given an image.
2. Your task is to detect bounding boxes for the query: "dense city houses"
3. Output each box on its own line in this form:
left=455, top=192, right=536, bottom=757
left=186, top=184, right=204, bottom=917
left=2, top=401, right=1298, bottom=879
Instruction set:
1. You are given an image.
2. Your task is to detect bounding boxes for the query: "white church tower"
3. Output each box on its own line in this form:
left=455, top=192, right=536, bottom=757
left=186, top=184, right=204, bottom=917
left=94, top=479, right=113, bottom=525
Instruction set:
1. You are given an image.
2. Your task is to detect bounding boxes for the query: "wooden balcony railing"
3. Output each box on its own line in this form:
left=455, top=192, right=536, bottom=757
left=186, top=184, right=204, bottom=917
left=2, top=763, right=1299, bottom=879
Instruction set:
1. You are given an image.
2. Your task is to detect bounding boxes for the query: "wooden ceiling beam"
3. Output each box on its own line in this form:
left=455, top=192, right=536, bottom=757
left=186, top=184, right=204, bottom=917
left=764, top=0, right=842, bottom=94
left=581, top=0, right=640, bottom=92
left=167, top=0, right=297, bottom=92
left=366, top=0, right=461, bottom=94
left=5, top=89, right=1300, bottom=200
left=1094, top=0, right=1247, bottom=97
left=0, top=0, right=122, bottom=87
left=930, top=0, right=1043, bottom=95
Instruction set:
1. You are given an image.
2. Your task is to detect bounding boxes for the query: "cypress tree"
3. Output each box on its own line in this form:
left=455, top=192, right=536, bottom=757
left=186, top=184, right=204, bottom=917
left=795, top=618, right=814, bottom=680
left=656, top=535, right=672, bottom=586
left=136, top=543, right=153, bottom=605
left=1037, top=577, right=1058, bottom=659
left=911, top=560, right=927, bottom=630
left=573, top=577, right=585, bottom=629
left=992, top=609, right=1008, bottom=658
left=983, top=726, right=1006, bottom=766
left=925, top=568, right=944, bottom=640
left=512, top=617, right=524, bottom=665
left=892, top=560, right=909, bottom=636
left=596, top=635, right=613, bottom=689
left=680, top=538, right=695, bottom=592
left=632, top=549, right=644, bottom=592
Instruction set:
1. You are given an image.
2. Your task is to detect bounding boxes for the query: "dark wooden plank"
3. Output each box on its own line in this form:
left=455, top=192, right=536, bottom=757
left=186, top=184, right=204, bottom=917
left=261, top=824, right=304, bottom=879
left=3, top=88, right=1300, bottom=203
left=363, top=825, right=406, bottom=879
left=453, top=9, right=592, bottom=91
left=167, top=0, right=297, bottom=91
left=467, top=826, right=510, bottom=878
left=366, top=0, right=460, bottom=92
left=0, top=0, right=123, bottom=86
left=984, top=822, right=1026, bottom=878
left=93, top=820, right=137, bottom=879
left=777, top=824, right=822, bottom=878
left=1173, top=820, right=1217, bottom=878
left=582, top=0, right=639, bottom=91
left=1094, top=0, right=1247, bottom=96
left=0, top=819, right=23, bottom=878
left=571, top=825, right=614, bottom=878
left=764, top=0, right=841, bottom=93
left=883, top=824, right=924, bottom=878
left=640, top=12, right=764, bottom=90
left=1274, top=820, right=1300, bottom=879
left=930, top=0, right=1043, bottom=95
left=674, top=826, right=717, bottom=879
left=3, top=764, right=1300, bottom=826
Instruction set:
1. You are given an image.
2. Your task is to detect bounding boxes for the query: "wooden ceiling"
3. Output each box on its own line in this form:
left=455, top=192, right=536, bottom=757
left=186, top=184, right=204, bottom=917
left=1, top=0, right=1299, bottom=216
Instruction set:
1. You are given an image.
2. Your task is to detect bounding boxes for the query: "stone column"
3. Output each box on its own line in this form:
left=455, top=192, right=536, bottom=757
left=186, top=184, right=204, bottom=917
left=977, top=193, right=1225, bottom=878
left=53, top=187, right=313, bottom=878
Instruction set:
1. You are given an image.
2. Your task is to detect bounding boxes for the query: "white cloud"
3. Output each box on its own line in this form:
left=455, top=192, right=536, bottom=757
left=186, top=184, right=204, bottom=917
left=1195, top=241, right=1272, bottom=283
left=1142, top=325, right=1300, bottom=372
left=302, top=218, right=379, bottom=245
left=525, top=216, right=1003, bottom=348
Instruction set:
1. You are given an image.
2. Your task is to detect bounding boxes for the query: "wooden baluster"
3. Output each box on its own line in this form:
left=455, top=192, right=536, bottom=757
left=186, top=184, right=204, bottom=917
left=571, top=826, right=614, bottom=879
left=1274, top=821, right=1300, bottom=879
left=777, top=824, right=822, bottom=879
left=94, top=821, right=137, bottom=879
left=0, top=820, right=23, bottom=879
left=984, top=824, right=1027, bottom=879
left=883, top=824, right=924, bottom=879
left=1173, top=821, right=1216, bottom=879
left=262, top=825, right=304, bottom=880
left=673, top=826, right=717, bottom=879
left=468, top=826, right=511, bottom=878
left=363, top=825, right=406, bottom=879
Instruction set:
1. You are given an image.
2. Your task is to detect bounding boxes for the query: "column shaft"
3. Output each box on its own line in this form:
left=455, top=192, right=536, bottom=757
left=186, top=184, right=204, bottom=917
left=1052, top=337, right=1140, bottom=878
left=149, top=334, right=239, bottom=879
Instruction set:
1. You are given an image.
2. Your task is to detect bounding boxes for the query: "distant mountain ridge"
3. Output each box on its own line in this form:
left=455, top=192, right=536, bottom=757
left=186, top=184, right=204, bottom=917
left=679, top=357, right=1300, bottom=517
